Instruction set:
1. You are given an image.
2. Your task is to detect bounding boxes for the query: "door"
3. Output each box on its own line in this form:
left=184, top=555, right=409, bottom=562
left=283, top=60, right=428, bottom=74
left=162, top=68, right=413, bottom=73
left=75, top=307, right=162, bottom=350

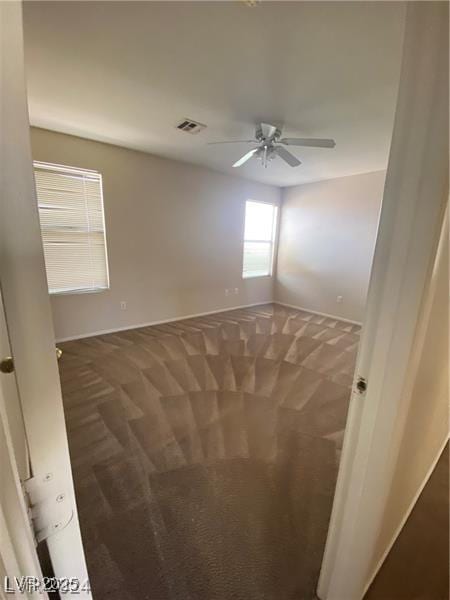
left=0, top=289, right=45, bottom=599
left=0, top=288, right=29, bottom=483
left=0, top=2, right=91, bottom=596
left=318, top=2, right=448, bottom=598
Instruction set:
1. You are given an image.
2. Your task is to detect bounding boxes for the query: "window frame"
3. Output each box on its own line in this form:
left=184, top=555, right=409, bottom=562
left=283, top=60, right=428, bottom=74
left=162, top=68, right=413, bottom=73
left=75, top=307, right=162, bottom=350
left=33, top=160, right=110, bottom=296
left=242, top=200, right=279, bottom=280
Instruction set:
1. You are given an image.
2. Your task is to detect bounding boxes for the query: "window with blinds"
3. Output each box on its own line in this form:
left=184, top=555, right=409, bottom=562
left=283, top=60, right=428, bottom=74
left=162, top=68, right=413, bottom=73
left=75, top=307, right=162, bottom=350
left=242, top=200, right=278, bottom=278
left=34, top=161, right=109, bottom=295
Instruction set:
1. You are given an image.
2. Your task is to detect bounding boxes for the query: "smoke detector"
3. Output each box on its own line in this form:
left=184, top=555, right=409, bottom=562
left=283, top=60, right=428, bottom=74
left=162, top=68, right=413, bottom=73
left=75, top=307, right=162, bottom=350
left=176, top=119, right=207, bottom=135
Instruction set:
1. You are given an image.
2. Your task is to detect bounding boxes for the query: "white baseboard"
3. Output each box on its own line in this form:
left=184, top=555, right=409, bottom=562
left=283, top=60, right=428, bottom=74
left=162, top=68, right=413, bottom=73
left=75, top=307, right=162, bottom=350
left=55, top=301, right=273, bottom=342
left=58, top=299, right=361, bottom=342
left=274, top=301, right=362, bottom=326
left=361, top=435, right=449, bottom=597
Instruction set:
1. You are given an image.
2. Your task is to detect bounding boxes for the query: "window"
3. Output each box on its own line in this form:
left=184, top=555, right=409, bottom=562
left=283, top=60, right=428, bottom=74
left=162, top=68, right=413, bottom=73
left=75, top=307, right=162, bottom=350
left=242, top=200, right=278, bottom=278
left=34, top=161, right=109, bottom=294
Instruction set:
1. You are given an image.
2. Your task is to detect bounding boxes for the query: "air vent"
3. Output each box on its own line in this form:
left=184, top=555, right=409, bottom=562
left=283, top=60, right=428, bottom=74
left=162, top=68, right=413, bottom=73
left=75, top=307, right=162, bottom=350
left=176, top=119, right=207, bottom=135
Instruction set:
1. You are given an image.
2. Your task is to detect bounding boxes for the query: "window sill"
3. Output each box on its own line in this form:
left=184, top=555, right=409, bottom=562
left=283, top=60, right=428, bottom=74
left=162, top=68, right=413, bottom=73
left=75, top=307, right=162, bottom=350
left=50, top=287, right=110, bottom=296
left=242, top=274, right=273, bottom=280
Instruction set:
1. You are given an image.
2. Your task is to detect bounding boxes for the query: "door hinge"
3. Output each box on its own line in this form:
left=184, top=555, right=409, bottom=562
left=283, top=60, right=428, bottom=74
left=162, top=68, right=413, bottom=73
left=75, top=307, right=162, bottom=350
left=356, top=376, right=368, bottom=394
left=22, top=472, right=73, bottom=544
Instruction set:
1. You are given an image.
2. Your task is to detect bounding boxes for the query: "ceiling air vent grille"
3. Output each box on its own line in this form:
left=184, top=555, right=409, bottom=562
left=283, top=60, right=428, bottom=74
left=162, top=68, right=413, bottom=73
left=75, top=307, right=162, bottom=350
left=176, top=119, right=206, bottom=135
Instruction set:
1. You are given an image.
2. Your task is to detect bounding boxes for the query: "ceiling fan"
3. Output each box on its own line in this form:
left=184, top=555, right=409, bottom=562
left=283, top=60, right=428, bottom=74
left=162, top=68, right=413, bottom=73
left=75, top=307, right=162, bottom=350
left=208, top=123, right=336, bottom=168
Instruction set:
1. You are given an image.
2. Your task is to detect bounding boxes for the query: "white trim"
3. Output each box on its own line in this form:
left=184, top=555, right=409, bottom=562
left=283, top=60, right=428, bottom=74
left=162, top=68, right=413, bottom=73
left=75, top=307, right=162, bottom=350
left=55, top=301, right=273, bottom=342
left=242, top=274, right=272, bottom=280
left=56, top=300, right=362, bottom=344
left=274, top=301, right=362, bottom=326
left=318, top=4, right=448, bottom=598
left=1, top=2, right=90, bottom=593
left=33, top=160, right=99, bottom=177
left=362, top=435, right=449, bottom=597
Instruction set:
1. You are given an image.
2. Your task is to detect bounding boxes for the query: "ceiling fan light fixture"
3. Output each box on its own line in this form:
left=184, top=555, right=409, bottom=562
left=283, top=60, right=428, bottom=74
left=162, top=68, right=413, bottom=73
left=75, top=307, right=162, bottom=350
left=209, top=123, right=335, bottom=169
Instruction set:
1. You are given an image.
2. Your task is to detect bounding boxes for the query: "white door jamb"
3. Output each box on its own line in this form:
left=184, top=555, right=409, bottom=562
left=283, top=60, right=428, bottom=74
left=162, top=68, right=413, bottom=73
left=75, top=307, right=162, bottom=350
left=318, top=3, right=449, bottom=599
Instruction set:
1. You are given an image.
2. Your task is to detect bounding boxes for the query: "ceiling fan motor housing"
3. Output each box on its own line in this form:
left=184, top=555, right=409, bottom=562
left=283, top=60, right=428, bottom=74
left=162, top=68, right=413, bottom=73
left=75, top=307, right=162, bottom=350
left=255, top=123, right=282, bottom=142
left=208, top=122, right=335, bottom=168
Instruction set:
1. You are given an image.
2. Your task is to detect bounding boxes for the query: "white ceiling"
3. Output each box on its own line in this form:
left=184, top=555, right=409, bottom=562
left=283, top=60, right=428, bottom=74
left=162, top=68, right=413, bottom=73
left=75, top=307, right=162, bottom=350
left=23, top=1, right=406, bottom=187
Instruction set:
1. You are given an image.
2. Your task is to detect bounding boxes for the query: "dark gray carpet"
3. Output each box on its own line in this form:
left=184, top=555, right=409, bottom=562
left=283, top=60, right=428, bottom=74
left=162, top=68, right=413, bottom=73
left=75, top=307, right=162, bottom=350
left=58, top=303, right=359, bottom=599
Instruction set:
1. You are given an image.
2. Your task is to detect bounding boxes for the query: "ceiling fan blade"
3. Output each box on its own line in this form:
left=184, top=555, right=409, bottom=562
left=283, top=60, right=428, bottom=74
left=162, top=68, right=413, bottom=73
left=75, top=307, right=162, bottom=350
left=280, top=138, right=336, bottom=148
left=208, top=140, right=255, bottom=145
left=232, top=148, right=258, bottom=168
left=275, top=146, right=301, bottom=167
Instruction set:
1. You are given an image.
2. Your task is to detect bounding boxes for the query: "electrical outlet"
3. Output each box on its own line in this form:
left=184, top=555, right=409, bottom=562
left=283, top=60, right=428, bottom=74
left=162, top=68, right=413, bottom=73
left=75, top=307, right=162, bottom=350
left=225, top=288, right=230, bottom=296
left=120, top=301, right=127, bottom=310
left=336, top=296, right=343, bottom=304
left=234, top=288, right=239, bottom=295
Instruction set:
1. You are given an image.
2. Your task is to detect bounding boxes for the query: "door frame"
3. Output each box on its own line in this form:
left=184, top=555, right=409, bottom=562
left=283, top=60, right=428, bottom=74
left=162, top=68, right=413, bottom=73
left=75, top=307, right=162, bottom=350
left=318, top=2, right=448, bottom=599
left=1, top=2, right=447, bottom=599
left=0, top=365, right=45, bottom=600
left=0, top=2, right=91, bottom=596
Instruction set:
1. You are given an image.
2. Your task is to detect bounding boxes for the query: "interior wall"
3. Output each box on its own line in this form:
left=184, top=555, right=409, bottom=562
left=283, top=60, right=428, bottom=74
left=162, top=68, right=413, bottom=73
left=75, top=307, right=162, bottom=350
left=30, top=127, right=280, bottom=340
left=368, top=212, right=449, bottom=581
left=275, top=171, right=385, bottom=323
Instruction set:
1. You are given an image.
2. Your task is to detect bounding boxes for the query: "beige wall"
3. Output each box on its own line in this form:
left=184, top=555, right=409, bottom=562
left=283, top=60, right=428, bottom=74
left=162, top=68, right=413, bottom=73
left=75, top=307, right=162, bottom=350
left=275, top=171, right=385, bottom=323
left=369, top=213, right=449, bottom=578
left=30, top=128, right=280, bottom=340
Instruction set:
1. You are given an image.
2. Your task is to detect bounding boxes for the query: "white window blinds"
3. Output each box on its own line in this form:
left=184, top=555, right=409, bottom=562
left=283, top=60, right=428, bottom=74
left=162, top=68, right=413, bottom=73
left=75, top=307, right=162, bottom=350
left=34, top=161, right=109, bottom=295
left=242, top=200, right=278, bottom=278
